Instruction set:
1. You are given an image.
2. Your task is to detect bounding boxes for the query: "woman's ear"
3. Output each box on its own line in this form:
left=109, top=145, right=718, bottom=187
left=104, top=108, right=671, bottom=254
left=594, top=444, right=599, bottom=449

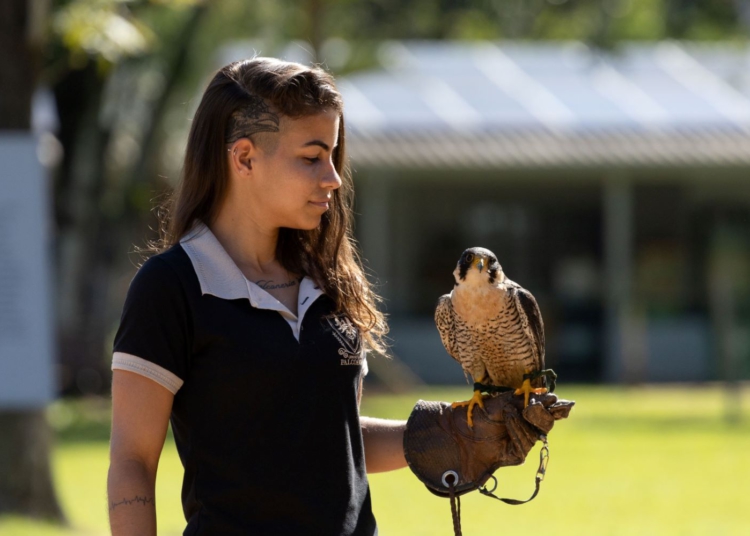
left=227, top=137, right=256, bottom=175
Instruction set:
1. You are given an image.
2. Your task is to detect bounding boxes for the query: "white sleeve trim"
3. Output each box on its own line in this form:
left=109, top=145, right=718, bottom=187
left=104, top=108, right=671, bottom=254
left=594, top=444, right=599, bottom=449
left=112, top=352, right=184, bottom=394
left=361, top=349, right=369, bottom=377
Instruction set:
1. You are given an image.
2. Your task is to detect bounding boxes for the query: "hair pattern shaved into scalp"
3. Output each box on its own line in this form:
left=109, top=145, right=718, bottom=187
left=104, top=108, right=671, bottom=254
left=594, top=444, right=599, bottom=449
left=225, top=95, right=280, bottom=146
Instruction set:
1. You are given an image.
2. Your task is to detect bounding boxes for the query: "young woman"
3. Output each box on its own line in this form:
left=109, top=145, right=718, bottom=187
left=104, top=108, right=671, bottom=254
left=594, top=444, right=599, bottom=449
left=107, top=58, right=406, bottom=536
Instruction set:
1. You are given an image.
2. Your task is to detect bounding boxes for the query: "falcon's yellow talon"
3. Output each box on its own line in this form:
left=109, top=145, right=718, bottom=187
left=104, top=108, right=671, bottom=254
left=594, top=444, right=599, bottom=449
left=452, top=389, right=486, bottom=428
left=514, top=376, right=548, bottom=408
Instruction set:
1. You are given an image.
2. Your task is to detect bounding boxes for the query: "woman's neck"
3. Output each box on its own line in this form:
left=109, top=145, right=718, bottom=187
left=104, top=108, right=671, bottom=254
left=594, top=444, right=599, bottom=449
left=208, top=202, right=280, bottom=278
left=209, top=200, right=301, bottom=315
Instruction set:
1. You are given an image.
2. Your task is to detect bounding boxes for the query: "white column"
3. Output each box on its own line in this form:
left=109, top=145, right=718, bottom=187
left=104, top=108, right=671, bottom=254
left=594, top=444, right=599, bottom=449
left=356, top=172, right=392, bottom=304
left=0, top=134, right=55, bottom=407
left=602, top=175, right=643, bottom=382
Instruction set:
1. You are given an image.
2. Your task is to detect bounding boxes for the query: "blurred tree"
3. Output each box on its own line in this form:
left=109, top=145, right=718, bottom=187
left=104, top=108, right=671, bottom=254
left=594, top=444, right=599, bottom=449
left=319, top=0, right=750, bottom=57
left=0, top=0, right=66, bottom=522
left=47, top=0, right=208, bottom=395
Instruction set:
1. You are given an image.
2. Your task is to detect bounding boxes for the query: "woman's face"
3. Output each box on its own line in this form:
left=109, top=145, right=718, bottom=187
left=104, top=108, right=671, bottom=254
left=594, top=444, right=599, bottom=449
left=232, top=109, right=342, bottom=232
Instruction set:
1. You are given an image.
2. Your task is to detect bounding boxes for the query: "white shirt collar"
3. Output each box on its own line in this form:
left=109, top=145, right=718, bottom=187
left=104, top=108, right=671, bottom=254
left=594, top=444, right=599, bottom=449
left=179, top=221, right=324, bottom=320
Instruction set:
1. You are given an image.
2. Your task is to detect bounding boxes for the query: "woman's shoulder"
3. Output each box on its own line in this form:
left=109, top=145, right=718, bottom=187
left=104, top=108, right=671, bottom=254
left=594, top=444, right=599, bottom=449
left=128, top=244, right=196, bottom=296
left=145, top=243, right=192, bottom=268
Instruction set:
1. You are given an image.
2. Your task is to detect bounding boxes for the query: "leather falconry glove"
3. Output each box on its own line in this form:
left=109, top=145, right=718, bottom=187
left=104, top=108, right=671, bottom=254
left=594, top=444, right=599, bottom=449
left=403, top=391, right=574, bottom=499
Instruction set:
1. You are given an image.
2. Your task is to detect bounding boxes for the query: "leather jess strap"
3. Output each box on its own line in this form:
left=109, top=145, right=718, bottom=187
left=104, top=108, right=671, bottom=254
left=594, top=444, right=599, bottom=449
left=445, top=436, right=550, bottom=536
left=478, top=436, right=549, bottom=505
left=447, top=479, right=462, bottom=536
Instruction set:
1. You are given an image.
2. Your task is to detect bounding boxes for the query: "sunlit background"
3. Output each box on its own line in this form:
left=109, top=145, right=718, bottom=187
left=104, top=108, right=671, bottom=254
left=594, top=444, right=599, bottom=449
left=1, top=0, right=749, bottom=534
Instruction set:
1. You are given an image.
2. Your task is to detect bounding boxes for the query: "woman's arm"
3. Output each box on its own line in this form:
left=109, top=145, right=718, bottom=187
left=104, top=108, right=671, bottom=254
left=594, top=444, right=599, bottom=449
left=360, top=417, right=407, bottom=473
left=108, top=370, right=174, bottom=536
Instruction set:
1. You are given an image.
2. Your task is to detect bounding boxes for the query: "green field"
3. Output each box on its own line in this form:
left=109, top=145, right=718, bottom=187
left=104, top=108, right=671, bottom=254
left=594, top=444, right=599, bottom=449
left=1, top=384, right=749, bottom=535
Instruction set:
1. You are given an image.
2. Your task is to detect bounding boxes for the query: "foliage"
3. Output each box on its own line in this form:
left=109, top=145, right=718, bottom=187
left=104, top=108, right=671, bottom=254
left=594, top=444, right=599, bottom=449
left=53, top=0, right=153, bottom=65
left=316, top=0, right=750, bottom=53
left=46, top=0, right=203, bottom=73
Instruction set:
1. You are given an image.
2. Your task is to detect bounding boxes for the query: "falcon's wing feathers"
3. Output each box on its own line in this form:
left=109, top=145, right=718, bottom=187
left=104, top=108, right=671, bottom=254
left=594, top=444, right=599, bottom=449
left=515, top=285, right=546, bottom=364
left=435, top=294, right=460, bottom=364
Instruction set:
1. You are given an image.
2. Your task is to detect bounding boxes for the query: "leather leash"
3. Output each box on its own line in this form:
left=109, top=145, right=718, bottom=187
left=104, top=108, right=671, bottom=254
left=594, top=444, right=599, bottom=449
left=445, top=435, right=549, bottom=536
left=447, top=476, right=462, bottom=536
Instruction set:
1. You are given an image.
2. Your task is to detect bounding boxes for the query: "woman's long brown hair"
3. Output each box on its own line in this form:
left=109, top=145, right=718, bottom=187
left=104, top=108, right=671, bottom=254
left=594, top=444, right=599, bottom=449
left=153, top=58, right=388, bottom=354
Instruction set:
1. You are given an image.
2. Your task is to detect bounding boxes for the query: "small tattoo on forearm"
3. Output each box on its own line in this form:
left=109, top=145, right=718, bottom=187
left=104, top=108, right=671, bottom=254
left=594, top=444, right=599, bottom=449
left=110, top=495, right=155, bottom=511
left=255, top=279, right=298, bottom=290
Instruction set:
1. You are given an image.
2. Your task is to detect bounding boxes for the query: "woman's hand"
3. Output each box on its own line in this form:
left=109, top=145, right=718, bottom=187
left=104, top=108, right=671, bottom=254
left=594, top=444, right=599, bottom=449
left=108, top=370, right=173, bottom=536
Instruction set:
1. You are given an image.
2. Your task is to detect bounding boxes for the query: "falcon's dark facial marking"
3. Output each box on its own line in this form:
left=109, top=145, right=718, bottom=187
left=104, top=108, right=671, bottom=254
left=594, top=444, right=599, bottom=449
left=458, top=251, right=474, bottom=281
left=487, top=256, right=501, bottom=284
left=488, top=266, right=498, bottom=284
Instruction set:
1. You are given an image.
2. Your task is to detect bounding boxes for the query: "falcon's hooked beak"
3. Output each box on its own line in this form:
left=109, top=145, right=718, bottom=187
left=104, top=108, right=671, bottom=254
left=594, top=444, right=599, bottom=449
left=475, top=258, right=484, bottom=272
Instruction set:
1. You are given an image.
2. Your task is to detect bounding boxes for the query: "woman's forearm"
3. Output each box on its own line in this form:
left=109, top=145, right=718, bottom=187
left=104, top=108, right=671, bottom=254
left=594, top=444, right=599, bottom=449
left=107, top=459, right=158, bottom=536
left=360, top=416, right=407, bottom=473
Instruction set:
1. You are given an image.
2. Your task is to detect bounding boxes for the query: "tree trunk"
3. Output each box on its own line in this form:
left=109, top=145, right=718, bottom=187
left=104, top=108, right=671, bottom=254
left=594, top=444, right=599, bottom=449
left=0, top=0, right=65, bottom=522
left=306, top=0, right=324, bottom=62
left=0, top=0, right=34, bottom=128
left=0, top=412, right=65, bottom=520
left=53, top=60, right=111, bottom=394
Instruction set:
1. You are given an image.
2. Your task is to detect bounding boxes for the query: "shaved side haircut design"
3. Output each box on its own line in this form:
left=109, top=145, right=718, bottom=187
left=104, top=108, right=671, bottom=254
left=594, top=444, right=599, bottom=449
left=225, top=95, right=280, bottom=146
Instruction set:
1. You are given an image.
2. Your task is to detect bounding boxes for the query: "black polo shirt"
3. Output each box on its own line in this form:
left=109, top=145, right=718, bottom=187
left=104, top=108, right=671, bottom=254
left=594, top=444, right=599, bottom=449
left=112, top=222, right=377, bottom=535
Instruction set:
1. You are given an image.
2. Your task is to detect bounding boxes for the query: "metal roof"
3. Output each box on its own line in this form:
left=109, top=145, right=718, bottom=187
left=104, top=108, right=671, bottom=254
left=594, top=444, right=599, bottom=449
left=339, top=41, right=750, bottom=169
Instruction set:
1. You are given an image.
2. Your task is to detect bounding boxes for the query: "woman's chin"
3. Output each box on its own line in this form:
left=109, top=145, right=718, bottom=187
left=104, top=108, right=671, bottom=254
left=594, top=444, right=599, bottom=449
left=283, top=217, right=323, bottom=231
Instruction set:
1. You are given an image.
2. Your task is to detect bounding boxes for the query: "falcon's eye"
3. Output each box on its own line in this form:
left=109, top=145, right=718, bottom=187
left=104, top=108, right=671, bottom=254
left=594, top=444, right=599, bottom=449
left=465, top=253, right=474, bottom=263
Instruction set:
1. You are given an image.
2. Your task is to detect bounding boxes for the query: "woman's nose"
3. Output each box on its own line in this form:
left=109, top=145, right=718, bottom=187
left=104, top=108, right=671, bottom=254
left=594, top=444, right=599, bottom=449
left=321, top=164, right=342, bottom=190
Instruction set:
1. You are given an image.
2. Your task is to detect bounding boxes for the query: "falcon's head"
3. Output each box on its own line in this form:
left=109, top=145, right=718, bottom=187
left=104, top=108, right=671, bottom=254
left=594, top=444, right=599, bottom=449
left=453, top=247, right=505, bottom=286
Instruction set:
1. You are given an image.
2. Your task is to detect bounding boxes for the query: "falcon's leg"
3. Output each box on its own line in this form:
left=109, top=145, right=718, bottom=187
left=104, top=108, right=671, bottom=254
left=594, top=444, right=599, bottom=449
left=451, top=375, right=488, bottom=428
left=451, top=391, right=486, bottom=428
left=514, top=370, right=547, bottom=408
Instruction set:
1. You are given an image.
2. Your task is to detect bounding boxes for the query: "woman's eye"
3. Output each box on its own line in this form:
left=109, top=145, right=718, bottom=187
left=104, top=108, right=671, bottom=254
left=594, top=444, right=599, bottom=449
left=304, top=157, right=319, bottom=164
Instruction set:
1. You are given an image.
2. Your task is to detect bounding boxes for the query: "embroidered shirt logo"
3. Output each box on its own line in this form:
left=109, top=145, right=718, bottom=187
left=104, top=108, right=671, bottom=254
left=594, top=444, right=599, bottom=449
left=333, top=316, right=357, bottom=341
left=326, top=316, right=363, bottom=366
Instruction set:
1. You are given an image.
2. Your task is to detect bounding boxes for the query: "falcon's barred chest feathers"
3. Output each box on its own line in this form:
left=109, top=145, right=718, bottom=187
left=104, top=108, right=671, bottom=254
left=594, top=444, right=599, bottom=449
left=435, top=247, right=548, bottom=426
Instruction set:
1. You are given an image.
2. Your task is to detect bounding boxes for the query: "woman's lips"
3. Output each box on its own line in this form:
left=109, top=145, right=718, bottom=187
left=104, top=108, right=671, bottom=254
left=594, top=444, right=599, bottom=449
left=309, top=200, right=330, bottom=209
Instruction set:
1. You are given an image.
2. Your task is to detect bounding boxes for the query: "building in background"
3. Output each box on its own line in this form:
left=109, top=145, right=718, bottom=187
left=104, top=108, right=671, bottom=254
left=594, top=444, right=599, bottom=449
left=340, top=40, right=750, bottom=385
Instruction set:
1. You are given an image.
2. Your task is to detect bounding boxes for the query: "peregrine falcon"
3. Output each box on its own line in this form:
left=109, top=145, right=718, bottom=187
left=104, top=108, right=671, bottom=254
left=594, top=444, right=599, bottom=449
left=435, top=247, right=556, bottom=427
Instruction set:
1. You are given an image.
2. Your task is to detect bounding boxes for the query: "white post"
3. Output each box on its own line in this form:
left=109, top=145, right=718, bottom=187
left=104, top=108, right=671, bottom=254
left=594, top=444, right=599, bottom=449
left=0, top=134, right=55, bottom=408
left=355, top=172, right=392, bottom=304
left=603, top=175, right=643, bottom=382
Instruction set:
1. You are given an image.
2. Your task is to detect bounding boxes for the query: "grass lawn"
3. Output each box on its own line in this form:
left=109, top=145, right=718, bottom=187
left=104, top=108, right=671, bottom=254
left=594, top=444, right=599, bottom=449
left=1, top=384, right=749, bottom=535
